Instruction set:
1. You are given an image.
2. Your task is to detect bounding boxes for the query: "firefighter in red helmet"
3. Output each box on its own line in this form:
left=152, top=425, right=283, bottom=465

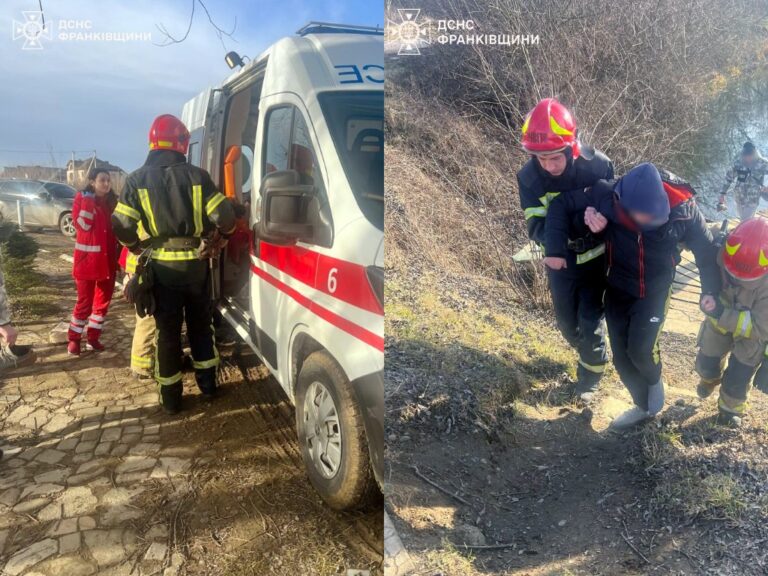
left=113, top=114, right=235, bottom=414
left=697, top=217, right=768, bottom=427
left=517, top=98, right=614, bottom=402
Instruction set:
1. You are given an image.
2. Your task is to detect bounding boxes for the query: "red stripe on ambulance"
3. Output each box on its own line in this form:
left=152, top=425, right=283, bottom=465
left=258, top=242, right=383, bottom=315
left=250, top=263, right=384, bottom=352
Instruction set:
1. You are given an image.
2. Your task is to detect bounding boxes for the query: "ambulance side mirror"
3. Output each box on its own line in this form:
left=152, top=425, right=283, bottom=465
left=258, top=170, right=315, bottom=244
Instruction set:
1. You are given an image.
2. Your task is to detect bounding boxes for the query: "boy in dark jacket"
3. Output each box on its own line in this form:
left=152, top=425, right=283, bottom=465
left=546, top=163, right=721, bottom=429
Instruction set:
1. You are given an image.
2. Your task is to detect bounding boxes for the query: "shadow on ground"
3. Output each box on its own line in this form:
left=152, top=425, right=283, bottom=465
left=383, top=337, right=763, bottom=575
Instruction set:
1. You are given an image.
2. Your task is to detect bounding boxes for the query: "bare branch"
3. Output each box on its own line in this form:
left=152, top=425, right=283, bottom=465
left=155, top=0, right=237, bottom=48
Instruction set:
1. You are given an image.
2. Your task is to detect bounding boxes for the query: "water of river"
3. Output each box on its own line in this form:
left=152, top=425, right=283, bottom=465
left=676, top=81, right=768, bottom=221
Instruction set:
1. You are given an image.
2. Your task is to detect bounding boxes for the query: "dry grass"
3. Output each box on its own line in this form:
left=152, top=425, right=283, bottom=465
left=653, top=470, right=747, bottom=522
left=388, top=0, right=768, bottom=176
left=425, top=541, right=477, bottom=575
left=386, top=87, right=549, bottom=306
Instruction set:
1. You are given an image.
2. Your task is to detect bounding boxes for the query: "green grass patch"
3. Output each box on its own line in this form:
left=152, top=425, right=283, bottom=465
left=0, top=223, right=61, bottom=320
left=386, top=272, right=575, bottom=416
left=386, top=278, right=572, bottom=381
left=653, top=471, right=746, bottom=522
left=640, top=424, right=684, bottom=472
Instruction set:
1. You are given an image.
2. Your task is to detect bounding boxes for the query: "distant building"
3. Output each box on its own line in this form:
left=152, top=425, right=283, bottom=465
left=0, top=165, right=66, bottom=182
left=66, top=158, right=126, bottom=191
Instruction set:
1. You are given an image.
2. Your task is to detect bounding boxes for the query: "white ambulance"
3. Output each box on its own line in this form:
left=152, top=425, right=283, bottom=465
left=181, top=22, right=384, bottom=510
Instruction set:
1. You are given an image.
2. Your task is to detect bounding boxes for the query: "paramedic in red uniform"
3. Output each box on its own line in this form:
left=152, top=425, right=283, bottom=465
left=112, top=115, right=236, bottom=414
left=68, top=168, right=119, bottom=356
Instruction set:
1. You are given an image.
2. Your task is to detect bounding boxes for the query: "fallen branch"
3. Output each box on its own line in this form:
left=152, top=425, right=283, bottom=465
left=411, top=465, right=471, bottom=506
left=621, top=530, right=650, bottom=564
left=450, top=541, right=520, bottom=550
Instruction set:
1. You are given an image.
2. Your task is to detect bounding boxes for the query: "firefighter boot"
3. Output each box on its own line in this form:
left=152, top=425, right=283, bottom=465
left=696, top=377, right=720, bottom=399
left=716, top=410, right=743, bottom=428
left=196, top=367, right=218, bottom=399
left=715, top=356, right=754, bottom=428
left=159, top=381, right=183, bottom=415
left=695, top=351, right=726, bottom=399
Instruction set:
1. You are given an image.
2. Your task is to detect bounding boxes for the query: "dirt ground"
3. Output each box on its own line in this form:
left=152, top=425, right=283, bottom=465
left=0, top=230, right=383, bottom=576
left=386, top=265, right=768, bottom=576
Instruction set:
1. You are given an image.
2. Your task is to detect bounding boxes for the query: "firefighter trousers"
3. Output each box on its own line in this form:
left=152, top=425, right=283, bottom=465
left=548, top=263, right=607, bottom=393
left=153, top=278, right=219, bottom=410
left=735, top=192, right=760, bottom=222
left=695, top=318, right=761, bottom=415
left=754, top=350, right=768, bottom=394
left=130, top=313, right=156, bottom=376
left=69, top=277, right=116, bottom=342
left=605, top=285, right=671, bottom=411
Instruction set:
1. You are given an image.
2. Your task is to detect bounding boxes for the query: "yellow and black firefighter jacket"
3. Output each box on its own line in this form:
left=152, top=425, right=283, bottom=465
left=112, top=150, right=236, bottom=284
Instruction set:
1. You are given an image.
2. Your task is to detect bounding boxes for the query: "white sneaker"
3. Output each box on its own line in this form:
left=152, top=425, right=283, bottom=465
left=609, top=406, right=651, bottom=431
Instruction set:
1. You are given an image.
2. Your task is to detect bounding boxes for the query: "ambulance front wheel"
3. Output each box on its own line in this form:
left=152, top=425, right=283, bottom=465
left=296, top=351, right=379, bottom=510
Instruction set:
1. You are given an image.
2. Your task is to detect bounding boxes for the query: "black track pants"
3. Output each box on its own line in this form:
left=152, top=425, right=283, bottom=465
left=605, top=286, right=671, bottom=411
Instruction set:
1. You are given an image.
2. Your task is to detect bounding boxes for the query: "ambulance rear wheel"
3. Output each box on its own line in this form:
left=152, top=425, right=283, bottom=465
left=296, top=351, right=378, bottom=510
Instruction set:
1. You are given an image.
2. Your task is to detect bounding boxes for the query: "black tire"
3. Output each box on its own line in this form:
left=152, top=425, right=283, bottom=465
left=295, top=351, right=379, bottom=510
left=59, top=212, right=76, bottom=238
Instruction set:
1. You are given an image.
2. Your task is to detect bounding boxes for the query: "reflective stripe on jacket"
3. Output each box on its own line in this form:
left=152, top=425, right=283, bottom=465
left=112, top=150, right=235, bottom=262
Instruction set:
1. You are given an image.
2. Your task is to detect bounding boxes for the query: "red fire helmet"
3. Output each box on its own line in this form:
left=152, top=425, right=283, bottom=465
left=521, top=98, right=580, bottom=159
left=149, top=114, right=190, bottom=155
left=723, top=217, right=768, bottom=281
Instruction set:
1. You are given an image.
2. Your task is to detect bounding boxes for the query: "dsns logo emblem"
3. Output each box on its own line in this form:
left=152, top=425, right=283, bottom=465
left=12, top=11, right=51, bottom=50
left=390, top=9, right=430, bottom=55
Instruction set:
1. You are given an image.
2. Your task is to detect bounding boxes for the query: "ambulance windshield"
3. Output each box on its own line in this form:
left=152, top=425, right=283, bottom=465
left=318, top=91, right=384, bottom=230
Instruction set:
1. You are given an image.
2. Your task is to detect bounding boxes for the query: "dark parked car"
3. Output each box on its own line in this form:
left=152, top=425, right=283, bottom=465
left=0, top=179, right=77, bottom=237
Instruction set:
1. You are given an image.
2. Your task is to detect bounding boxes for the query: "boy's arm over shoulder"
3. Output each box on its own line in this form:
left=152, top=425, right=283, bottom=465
left=544, top=187, right=592, bottom=257
left=591, top=149, right=614, bottom=180
left=587, top=180, right=616, bottom=221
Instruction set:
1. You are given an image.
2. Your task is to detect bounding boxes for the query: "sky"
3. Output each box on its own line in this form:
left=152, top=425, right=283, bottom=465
left=0, top=0, right=383, bottom=174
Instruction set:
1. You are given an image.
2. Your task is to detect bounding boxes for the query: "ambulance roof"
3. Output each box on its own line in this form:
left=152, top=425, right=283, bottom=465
left=223, top=22, right=383, bottom=94
left=182, top=22, right=383, bottom=131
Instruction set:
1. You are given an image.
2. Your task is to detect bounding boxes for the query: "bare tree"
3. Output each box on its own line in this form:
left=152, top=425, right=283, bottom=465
left=155, top=0, right=237, bottom=50
left=385, top=0, right=768, bottom=303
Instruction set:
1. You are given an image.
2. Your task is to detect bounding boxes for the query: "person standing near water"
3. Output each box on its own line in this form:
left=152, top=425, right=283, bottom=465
left=718, top=141, right=768, bottom=220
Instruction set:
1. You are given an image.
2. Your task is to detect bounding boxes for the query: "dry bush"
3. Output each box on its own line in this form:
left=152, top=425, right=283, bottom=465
left=391, top=0, right=768, bottom=173
left=385, top=0, right=768, bottom=302
left=385, top=85, right=549, bottom=305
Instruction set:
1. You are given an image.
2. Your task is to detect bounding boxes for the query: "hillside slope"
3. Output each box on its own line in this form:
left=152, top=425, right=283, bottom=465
left=384, top=97, right=768, bottom=575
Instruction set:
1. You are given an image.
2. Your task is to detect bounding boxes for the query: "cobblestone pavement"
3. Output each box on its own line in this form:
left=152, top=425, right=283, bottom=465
left=0, top=232, right=383, bottom=575
left=0, top=309, right=198, bottom=576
